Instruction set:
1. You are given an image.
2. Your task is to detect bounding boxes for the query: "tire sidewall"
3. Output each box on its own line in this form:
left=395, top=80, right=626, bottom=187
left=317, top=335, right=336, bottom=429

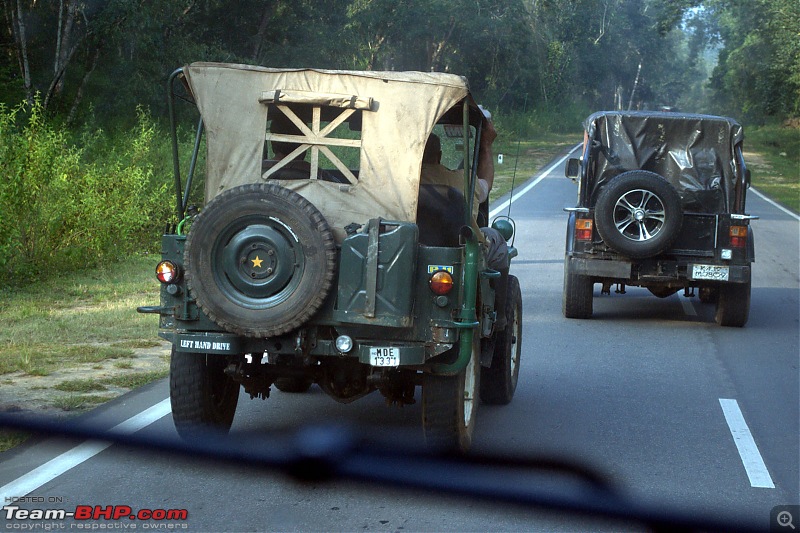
left=481, top=275, right=522, bottom=404
left=185, top=183, right=336, bottom=338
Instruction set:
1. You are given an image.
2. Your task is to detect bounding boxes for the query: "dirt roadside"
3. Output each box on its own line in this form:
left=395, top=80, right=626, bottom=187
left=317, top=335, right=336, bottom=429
left=0, top=342, right=170, bottom=419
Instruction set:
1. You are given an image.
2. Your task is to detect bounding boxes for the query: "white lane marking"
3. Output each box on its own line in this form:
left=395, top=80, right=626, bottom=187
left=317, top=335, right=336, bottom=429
left=0, top=398, right=171, bottom=500
left=680, top=297, right=697, bottom=316
left=749, top=187, right=800, bottom=221
left=719, top=398, right=775, bottom=488
left=490, top=143, right=583, bottom=219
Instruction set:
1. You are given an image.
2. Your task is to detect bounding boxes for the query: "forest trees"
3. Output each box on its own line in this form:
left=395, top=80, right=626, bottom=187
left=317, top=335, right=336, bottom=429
left=0, top=0, right=796, bottom=283
left=704, top=0, right=800, bottom=121
left=3, top=0, right=144, bottom=123
left=2, top=0, right=797, bottom=126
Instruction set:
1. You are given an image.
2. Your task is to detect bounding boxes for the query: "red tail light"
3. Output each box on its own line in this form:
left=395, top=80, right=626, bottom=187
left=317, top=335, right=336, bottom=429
left=429, top=270, right=454, bottom=295
left=729, top=225, right=747, bottom=248
left=575, top=219, right=593, bottom=241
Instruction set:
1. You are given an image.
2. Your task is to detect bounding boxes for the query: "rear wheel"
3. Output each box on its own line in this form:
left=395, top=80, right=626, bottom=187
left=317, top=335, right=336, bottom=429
left=169, top=347, right=239, bottom=439
left=563, top=255, right=593, bottom=318
left=422, top=337, right=480, bottom=452
left=481, top=275, right=522, bottom=405
left=715, top=272, right=751, bottom=327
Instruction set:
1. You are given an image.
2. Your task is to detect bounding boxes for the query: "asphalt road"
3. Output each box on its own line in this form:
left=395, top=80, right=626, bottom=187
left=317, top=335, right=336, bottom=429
left=1, top=146, right=798, bottom=532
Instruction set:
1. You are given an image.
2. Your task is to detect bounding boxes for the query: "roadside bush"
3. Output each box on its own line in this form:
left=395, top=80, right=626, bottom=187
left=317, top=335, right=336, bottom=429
left=0, top=100, right=172, bottom=286
left=0, top=99, right=84, bottom=280
left=495, top=101, right=589, bottom=140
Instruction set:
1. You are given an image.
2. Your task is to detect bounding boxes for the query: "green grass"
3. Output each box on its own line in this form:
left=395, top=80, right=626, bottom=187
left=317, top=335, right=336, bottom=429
left=491, top=133, right=580, bottom=202
left=103, top=369, right=169, bottom=390
left=745, top=123, right=799, bottom=213
left=51, top=370, right=169, bottom=395
left=54, top=379, right=108, bottom=393
left=0, top=431, right=29, bottom=451
left=51, top=394, right=116, bottom=412
left=0, top=254, right=161, bottom=376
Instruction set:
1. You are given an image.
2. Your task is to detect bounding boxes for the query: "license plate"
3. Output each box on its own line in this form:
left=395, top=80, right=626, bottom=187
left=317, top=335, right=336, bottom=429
left=692, top=264, right=729, bottom=281
left=369, top=347, right=400, bottom=367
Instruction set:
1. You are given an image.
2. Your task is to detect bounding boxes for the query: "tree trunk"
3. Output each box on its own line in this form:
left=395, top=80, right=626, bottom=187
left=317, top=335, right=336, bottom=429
left=66, top=47, right=99, bottom=126
left=251, top=3, right=276, bottom=61
left=54, top=0, right=80, bottom=97
left=627, top=59, right=642, bottom=110
left=366, top=34, right=386, bottom=71
left=44, top=41, right=80, bottom=111
left=11, top=0, right=33, bottom=103
left=428, top=17, right=456, bottom=71
left=55, top=0, right=64, bottom=77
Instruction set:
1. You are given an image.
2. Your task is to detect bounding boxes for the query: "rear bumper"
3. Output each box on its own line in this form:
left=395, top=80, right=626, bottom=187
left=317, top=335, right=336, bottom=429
left=160, top=330, right=439, bottom=367
left=567, top=255, right=751, bottom=284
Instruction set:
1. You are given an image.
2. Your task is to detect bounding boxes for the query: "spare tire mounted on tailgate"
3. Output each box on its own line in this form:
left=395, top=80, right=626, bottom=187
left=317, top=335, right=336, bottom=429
left=594, top=170, right=683, bottom=258
left=185, top=183, right=337, bottom=338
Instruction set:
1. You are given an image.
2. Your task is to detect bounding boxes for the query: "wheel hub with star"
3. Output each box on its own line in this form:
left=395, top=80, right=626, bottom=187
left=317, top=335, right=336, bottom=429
left=222, top=224, right=296, bottom=299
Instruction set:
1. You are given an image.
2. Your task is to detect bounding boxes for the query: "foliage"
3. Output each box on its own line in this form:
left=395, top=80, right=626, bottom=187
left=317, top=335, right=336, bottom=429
left=501, top=101, right=591, bottom=136
left=0, top=0, right=796, bottom=288
left=690, top=0, right=800, bottom=121
left=2, top=0, right=798, bottom=124
left=745, top=122, right=800, bottom=213
left=0, top=99, right=171, bottom=284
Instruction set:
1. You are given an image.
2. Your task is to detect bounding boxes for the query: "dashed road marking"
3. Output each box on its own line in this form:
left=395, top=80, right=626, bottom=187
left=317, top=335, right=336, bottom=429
left=719, top=398, right=775, bottom=488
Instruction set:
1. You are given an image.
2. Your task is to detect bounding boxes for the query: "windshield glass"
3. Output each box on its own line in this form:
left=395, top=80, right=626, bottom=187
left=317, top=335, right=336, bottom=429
left=0, top=2, right=797, bottom=532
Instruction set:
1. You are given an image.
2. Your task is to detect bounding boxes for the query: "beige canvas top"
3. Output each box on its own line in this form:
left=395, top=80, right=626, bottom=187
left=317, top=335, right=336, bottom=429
left=183, top=62, right=473, bottom=241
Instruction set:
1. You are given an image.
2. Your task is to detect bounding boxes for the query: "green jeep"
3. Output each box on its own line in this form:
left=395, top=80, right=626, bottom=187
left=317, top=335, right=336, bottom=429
left=138, top=62, right=522, bottom=451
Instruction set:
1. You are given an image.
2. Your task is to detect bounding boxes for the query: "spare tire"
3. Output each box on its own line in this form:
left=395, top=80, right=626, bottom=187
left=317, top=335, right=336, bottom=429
left=647, top=286, right=679, bottom=298
left=595, top=170, right=683, bottom=259
left=185, top=183, right=336, bottom=338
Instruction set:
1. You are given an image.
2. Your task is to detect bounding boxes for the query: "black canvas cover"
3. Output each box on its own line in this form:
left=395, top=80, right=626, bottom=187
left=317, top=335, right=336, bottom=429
left=585, top=111, right=744, bottom=213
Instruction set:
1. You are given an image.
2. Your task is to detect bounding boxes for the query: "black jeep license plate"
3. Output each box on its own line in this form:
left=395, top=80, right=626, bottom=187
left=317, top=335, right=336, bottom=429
left=692, top=264, right=729, bottom=281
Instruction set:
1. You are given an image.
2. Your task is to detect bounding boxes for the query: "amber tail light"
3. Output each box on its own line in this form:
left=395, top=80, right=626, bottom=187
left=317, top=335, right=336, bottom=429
left=429, top=270, right=454, bottom=295
left=156, top=260, right=182, bottom=283
left=729, top=225, right=747, bottom=248
left=575, top=219, right=593, bottom=241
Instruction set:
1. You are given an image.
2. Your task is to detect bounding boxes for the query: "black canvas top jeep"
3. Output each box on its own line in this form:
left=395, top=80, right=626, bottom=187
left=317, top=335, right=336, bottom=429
left=138, top=62, right=522, bottom=452
left=563, top=111, right=757, bottom=327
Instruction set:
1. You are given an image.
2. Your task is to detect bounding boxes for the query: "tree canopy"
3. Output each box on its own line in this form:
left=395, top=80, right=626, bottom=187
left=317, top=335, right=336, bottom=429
left=1, top=0, right=798, bottom=128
